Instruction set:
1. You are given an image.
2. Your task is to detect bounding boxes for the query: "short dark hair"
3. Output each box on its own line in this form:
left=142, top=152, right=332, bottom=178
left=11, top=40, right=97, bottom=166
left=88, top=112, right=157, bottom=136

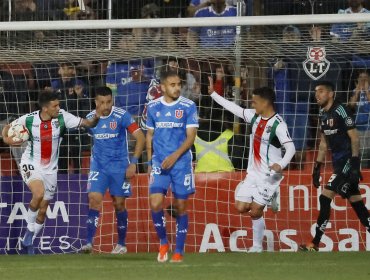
left=160, top=70, right=179, bottom=82
left=38, top=91, right=59, bottom=108
left=94, top=86, right=112, bottom=97
left=315, top=81, right=335, bottom=92
left=252, top=87, right=276, bottom=105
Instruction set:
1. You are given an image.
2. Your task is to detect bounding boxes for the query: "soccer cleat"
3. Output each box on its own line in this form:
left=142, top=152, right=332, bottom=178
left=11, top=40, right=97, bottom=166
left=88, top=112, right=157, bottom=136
left=270, top=191, right=279, bottom=213
left=22, top=229, right=35, bottom=255
left=157, top=243, right=169, bottom=263
left=80, top=243, right=93, bottom=254
left=170, top=253, right=183, bottom=263
left=111, top=244, right=127, bottom=254
left=248, top=246, right=263, bottom=253
left=298, top=243, right=319, bottom=252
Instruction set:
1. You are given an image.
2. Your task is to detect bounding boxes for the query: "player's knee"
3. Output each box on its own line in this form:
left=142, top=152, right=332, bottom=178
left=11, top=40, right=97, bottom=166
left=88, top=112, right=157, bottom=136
left=175, top=202, right=187, bottom=215
left=249, top=207, right=263, bottom=219
left=112, top=199, right=126, bottom=212
left=88, top=194, right=103, bottom=210
left=150, top=195, right=164, bottom=212
left=235, top=202, right=249, bottom=213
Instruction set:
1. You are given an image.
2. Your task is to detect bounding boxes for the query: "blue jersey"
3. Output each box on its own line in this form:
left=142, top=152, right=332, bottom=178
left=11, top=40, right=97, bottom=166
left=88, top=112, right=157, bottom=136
left=86, top=106, right=139, bottom=171
left=146, top=96, right=199, bottom=166
left=190, top=6, right=237, bottom=48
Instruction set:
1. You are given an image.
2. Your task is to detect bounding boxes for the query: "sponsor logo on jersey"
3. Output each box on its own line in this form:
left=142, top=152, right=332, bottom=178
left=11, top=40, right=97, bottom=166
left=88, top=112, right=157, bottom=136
left=175, top=110, right=184, bottom=119
left=102, top=124, right=107, bottom=128
left=110, top=121, right=117, bottom=130
left=303, top=47, right=330, bottom=80
left=165, top=112, right=172, bottom=117
left=323, top=129, right=338, bottom=135
left=94, top=133, right=119, bottom=139
left=155, top=122, right=184, bottom=128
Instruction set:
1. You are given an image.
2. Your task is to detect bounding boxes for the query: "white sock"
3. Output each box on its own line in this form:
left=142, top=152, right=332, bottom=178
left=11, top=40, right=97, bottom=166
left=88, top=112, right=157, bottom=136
left=252, top=217, right=265, bottom=248
left=32, top=222, right=44, bottom=242
left=26, top=208, right=38, bottom=232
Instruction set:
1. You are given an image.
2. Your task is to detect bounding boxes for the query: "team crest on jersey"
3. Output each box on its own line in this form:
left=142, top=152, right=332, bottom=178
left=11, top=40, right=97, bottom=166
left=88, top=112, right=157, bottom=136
left=303, top=47, right=330, bottom=80
left=266, top=126, right=272, bottom=133
left=53, top=121, right=60, bottom=129
left=110, top=121, right=117, bottom=130
left=175, top=110, right=184, bottom=119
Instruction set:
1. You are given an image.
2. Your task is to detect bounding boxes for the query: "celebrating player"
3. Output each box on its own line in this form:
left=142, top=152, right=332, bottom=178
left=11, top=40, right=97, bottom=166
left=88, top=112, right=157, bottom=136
left=299, top=81, right=370, bottom=251
left=146, top=70, right=198, bottom=263
left=208, top=77, right=296, bottom=252
left=1, top=91, right=101, bottom=254
left=80, top=87, right=145, bottom=254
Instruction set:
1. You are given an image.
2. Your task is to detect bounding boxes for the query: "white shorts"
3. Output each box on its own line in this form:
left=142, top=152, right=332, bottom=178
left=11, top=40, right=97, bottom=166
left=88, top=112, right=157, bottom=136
left=20, top=162, right=57, bottom=201
left=235, top=172, right=284, bottom=206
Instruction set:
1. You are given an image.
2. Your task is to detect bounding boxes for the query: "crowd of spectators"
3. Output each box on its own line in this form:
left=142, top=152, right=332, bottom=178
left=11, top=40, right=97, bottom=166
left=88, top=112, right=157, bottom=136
left=1, top=0, right=370, bottom=173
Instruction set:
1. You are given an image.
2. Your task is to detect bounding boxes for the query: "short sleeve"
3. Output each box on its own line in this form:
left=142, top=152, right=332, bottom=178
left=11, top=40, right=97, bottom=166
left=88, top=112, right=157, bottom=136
left=121, top=111, right=140, bottom=134
left=275, top=122, right=293, bottom=145
left=243, top=109, right=257, bottom=123
left=146, top=107, right=155, bottom=130
left=61, top=109, right=82, bottom=129
left=11, top=115, right=27, bottom=127
left=336, top=105, right=356, bottom=131
left=186, top=103, right=199, bottom=128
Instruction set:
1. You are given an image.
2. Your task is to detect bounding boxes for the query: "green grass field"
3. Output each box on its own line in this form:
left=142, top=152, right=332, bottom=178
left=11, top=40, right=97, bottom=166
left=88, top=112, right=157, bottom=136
left=0, top=252, right=369, bottom=280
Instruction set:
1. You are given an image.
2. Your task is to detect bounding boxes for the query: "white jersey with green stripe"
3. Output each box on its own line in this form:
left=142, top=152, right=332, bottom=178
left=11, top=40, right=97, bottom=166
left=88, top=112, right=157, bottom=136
left=243, top=110, right=292, bottom=176
left=11, top=110, right=82, bottom=173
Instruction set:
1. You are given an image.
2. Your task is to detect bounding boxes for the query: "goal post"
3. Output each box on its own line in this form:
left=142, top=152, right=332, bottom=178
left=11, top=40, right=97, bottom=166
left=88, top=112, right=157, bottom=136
left=0, top=14, right=370, bottom=254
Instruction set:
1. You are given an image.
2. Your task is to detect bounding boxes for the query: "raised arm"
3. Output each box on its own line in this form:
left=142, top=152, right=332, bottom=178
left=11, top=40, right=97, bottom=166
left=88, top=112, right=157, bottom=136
left=208, top=77, right=247, bottom=120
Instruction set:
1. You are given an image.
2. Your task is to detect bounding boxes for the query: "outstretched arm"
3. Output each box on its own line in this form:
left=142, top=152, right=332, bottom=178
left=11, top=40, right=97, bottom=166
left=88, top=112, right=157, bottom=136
left=208, top=77, right=247, bottom=120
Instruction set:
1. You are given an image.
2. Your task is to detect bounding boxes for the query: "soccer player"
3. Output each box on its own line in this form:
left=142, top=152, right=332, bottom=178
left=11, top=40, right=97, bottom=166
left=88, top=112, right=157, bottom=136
left=80, top=87, right=145, bottom=254
left=1, top=91, right=101, bottom=254
left=299, top=81, right=370, bottom=251
left=208, top=77, right=296, bottom=252
left=146, top=70, right=198, bottom=263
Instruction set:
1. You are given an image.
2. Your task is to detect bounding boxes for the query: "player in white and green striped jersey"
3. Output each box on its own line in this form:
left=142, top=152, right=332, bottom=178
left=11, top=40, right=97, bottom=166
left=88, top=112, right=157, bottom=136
left=1, top=91, right=101, bottom=254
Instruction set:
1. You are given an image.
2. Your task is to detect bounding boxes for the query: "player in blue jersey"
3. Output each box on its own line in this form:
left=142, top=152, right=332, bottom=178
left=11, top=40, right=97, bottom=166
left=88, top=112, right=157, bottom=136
left=80, top=86, right=145, bottom=254
left=146, top=70, right=199, bottom=263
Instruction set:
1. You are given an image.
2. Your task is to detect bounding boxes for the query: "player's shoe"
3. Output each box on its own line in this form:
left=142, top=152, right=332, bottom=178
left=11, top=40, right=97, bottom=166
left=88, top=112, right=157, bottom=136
left=248, top=246, right=263, bottom=253
left=298, top=243, right=319, bottom=252
left=170, top=253, right=183, bottom=263
left=270, top=191, right=279, bottom=213
left=80, top=243, right=93, bottom=254
left=111, top=244, right=127, bottom=254
left=22, top=229, right=35, bottom=255
left=157, top=243, right=169, bottom=263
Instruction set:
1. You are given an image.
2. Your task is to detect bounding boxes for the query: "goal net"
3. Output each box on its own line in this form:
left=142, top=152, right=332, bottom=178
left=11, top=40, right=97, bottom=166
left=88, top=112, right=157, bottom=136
left=0, top=14, right=370, bottom=254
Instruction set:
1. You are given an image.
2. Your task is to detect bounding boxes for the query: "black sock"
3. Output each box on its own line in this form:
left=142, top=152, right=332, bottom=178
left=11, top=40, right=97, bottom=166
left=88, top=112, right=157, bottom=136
left=351, top=200, right=370, bottom=233
left=312, top=195, right=332, bottom=246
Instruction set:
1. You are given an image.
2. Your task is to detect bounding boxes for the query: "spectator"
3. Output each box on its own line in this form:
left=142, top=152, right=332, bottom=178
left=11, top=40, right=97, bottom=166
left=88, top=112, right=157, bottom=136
left=348, top=70, right=370, bottom=168
left=51, top=62, right=89, bottom=174
left=187, top=0, right=237, bottom=48
left=330, top=0, right=370, bottom=41
left=119, top=3, right=176, bottom=51
left=187, top=0, right=244, bottom=17
left=114, top=65, right=150, bottom=116
left=64, top=0, right=95, bottom=20
left=282, top=25, right=301, bottom=43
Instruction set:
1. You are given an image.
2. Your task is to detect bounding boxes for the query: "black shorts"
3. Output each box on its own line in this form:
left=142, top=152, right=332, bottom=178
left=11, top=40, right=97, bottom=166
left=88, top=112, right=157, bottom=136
left=325, top=173, right=360, bottom=199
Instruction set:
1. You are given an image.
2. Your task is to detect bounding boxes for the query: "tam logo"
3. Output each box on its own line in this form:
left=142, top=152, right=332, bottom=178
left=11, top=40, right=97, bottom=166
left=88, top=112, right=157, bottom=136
left=303, top=46, right=331, bottom=80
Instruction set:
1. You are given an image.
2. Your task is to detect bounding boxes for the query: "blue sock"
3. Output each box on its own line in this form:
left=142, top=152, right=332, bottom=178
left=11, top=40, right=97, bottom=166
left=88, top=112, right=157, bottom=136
left=175, top=214, right=188, bottom=255
left=86, top=209, right=99, bottom=245
left=116, top=210, right=128, bottom=246
left=151, top=210, right=168, bottom=245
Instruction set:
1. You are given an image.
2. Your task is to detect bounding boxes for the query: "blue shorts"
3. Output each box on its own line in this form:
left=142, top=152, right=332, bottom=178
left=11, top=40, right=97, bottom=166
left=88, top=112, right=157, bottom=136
left=149, top=161, right=195, bottom=200
left=87, top=160, right=131, bottom=197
